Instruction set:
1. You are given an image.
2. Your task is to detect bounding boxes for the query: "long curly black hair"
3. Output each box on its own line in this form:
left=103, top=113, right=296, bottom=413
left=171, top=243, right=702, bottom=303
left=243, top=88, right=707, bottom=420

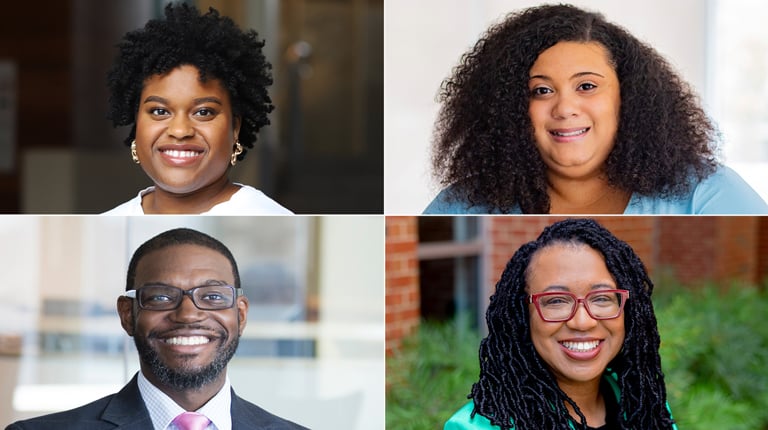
left=107, top=3, right=273, bottom=161
left=432, top=4, right=718, bottom=213
left=470, top=218, right=674, bottom=429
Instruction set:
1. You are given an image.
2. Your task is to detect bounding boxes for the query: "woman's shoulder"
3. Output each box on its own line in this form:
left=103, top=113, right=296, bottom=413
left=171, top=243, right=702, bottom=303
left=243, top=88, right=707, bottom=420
left=205, top=184, right=293, bottom=215
left=692, top=165, right=768, bottom=213
left=444, top=401, right=503, bottom=430
left=101, top=187, right=152, bottom=215
left=626, top=165, right=768, bottom=214
left=424, top=186, right=516, bottom=214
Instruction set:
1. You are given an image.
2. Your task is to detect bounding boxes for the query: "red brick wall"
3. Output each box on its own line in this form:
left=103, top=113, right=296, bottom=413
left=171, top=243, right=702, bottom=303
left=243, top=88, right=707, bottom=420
left=485, top=216, right=654, bottom=291
left=658, top=217, right=759, bottom=285
left=759, top=218, right=768, bottom=284
left=657, top=217, right=716, bottom=283
left=718, top=217, right=758, bottom=284
left=385, top=217, right=420, bottom=354
left=597, top=217, right=655, bottom=274
left=485, top=216, right=564, bottom=291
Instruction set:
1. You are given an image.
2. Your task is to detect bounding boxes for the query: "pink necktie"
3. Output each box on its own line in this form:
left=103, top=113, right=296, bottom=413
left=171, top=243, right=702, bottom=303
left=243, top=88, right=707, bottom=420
left=172, top=412, right=211, bottom=430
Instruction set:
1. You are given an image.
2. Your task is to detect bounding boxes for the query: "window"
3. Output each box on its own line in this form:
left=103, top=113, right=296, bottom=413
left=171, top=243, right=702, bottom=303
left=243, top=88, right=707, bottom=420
left=417, top=217, right=484, bottom=328
left=708, top=0, right=768, bottom=200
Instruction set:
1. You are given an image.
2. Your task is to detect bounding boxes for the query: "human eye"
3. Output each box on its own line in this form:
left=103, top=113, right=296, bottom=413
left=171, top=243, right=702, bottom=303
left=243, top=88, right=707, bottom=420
left=577, top=82, right=597, bottom=92
left=139, top=285, right=179, bottom=305
left=530, top=86, right=553, bottom=98
left=540, top=294, right=573, bottom=307
left=193, top=107, right=218, bottom=119
left=201, top=292, right=225, bottom=301
left=197, top=286, right=231, bottom=305
left=148, top=107, right=170, bottom=117
left=589, top=292, right=618, bottom=306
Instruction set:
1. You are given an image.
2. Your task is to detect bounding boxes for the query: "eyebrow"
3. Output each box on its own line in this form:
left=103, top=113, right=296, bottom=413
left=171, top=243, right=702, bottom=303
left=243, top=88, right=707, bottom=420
left=139, top=279, right=230, bottom=288
left=142, top=95, right=223, bottom=105
left=529, top=71, right=606, bottom=81
left=540, top=283, right=615, bottom=293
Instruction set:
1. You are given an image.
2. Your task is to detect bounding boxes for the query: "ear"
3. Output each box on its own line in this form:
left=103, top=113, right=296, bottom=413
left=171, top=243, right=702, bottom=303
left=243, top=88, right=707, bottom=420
left=117, top=296, right=136, bottom=337
left=233, top=116, right=242, bottom=140
left=236, top=296, right=249, bottom=336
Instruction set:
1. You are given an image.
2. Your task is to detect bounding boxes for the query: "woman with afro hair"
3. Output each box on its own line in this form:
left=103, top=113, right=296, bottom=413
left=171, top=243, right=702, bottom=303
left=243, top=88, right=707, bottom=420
left=445, top=218, right=677, bottom=429
left=103, top=3, right=291, bottom=214
left=425, top=4, right=767, bottom=214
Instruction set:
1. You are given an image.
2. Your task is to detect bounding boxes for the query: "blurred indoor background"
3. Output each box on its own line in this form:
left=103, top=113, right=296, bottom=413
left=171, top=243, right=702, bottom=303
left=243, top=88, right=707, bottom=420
left=0, top=216, right=384, bottom=429
left=0, top=0, right=383, bottom=213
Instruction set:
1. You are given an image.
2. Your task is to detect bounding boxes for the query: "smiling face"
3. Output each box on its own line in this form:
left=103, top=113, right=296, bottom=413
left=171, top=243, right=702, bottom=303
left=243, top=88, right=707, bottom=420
left=526, top=243, right=625, bottom=389
left=528, top=41, right=621, bottom=181
left=118, top=243, right=248, bottom=391
left=134, top=64, right=241, bottom=195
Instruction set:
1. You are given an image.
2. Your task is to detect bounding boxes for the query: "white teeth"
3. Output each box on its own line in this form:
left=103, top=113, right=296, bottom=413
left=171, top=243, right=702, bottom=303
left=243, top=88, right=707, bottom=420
left=561, top=340, right=600, bottom=352
left=163, top=149, right=200, bottom=158
left=165, top=336, right=210, bottom=346
left=552, top=128, right=588, bottom=137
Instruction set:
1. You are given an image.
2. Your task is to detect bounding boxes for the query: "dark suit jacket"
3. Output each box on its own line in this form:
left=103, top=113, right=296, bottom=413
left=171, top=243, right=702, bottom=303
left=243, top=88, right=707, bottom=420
left=5, top=374, right=309, bottom=430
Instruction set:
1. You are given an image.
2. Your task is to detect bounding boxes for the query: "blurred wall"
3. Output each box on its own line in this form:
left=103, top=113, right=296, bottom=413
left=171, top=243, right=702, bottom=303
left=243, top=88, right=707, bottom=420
left=12, top=0, right=383, bottom=214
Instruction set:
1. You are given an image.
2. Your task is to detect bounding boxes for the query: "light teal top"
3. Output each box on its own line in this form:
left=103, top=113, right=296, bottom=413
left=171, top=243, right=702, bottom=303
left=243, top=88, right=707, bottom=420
left=444, top=372, right=678, bottom=429
left=425, top=165, right=768, bottom=214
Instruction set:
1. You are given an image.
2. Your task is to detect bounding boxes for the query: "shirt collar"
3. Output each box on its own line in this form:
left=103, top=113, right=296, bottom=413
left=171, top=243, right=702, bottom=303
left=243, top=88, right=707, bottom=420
left=136, top=370, right=232, bottom=430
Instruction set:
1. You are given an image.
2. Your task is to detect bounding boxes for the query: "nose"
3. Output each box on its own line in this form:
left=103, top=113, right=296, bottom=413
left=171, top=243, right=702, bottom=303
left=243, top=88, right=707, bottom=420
left=167, top=114, right=195, bottom=139
left=566, top=302, right=598, bottom=330
left=551, top=90, right=579, bottom=119
left=171, top=294, right=205, bottom=322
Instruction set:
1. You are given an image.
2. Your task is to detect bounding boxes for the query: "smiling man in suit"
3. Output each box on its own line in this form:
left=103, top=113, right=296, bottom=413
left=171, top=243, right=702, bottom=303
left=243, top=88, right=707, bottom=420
left=6, top=228, right=308, bottom=430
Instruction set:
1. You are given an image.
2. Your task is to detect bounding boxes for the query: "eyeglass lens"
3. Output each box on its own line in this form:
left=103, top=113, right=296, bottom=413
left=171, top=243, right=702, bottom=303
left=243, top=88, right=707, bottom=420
left=138, top=285, right=235, bottom=310
left=536, top=290, right=625, bottom=321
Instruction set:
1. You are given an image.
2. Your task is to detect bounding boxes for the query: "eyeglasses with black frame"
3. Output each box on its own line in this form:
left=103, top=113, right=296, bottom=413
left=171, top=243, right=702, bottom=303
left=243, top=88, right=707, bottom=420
left=528, top=289, right=630, bottom=322
left=123, top=284, right=243, bottom=311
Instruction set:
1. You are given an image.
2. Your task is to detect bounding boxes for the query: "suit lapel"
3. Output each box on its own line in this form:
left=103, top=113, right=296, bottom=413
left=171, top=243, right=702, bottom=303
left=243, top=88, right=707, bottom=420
left=100, top=374, right=154, bottom=429
left=231, top=389, right=279, bottom=429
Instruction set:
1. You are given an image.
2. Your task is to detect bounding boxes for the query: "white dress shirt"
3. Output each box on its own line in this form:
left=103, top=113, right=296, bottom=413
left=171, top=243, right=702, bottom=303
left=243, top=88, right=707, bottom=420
left=136, top=370, right=232, bottom=430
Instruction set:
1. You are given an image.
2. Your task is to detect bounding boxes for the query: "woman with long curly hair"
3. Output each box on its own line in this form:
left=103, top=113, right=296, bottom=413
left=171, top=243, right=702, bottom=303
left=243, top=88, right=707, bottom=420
left=425, top=4, right=766, bottom=214
left=445, top=218, right=677, bottom=429
left=103, top=3, right=291, bottom=214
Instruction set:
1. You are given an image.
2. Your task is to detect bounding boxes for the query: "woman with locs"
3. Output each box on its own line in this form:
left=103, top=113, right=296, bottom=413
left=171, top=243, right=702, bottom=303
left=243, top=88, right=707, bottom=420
left=445, top=218, right=677, bottom=429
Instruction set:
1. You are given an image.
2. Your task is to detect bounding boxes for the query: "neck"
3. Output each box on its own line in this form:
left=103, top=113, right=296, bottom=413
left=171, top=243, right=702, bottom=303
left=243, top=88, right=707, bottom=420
left=558, top=378, right=606, bottom=428
left=142, top=177, right=239, bottom=214
left=143, top=366, right=227, bottom=411
left=546, top=172, right=630, bottom=214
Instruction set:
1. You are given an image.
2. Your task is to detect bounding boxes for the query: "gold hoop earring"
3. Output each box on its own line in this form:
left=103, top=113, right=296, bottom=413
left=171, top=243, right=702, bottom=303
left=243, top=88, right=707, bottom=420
left=231, top=141, right=243, bottom=166
left=130, top=140, right=140, bottom=164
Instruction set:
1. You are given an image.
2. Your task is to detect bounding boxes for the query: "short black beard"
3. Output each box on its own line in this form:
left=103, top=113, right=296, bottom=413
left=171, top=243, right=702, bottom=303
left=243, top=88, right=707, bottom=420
left=134, top=328, right=239, bottom=391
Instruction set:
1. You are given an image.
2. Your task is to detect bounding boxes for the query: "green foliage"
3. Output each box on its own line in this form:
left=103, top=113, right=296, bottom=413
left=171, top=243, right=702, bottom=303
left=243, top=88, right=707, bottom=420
left=655, top=282, right=768, bottom=430
left=386, top=318, right=482, bottom=430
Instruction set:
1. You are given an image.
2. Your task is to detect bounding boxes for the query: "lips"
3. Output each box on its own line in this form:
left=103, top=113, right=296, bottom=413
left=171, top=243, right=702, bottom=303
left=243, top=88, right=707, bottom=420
left=152, top=327, right=220, bottom=350
left=161, top=149, right=202, bottom=159
left=560, top=340, right=600, bottom=352
left=558, top=338, right=604, bottom=360
left=164, top=336, right=211, bottom=346
left=549, top=127, right=590, bottom=138
left=156, top=144, right=205, bottom=165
